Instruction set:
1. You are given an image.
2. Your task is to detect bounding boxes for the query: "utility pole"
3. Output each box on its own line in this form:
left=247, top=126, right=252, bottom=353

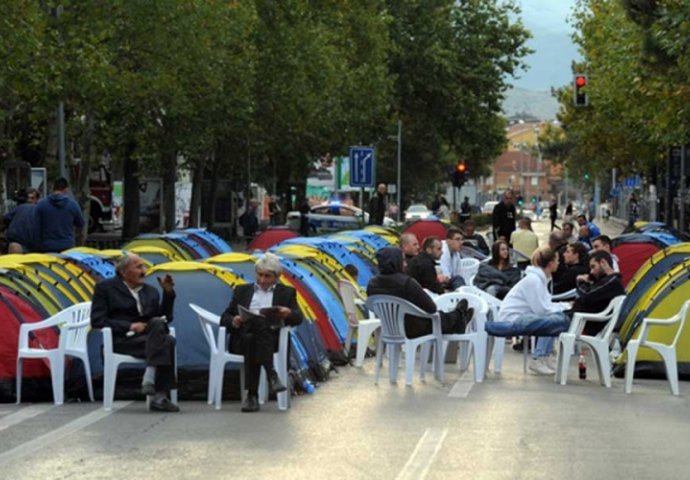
left=396, top=118, right=402, bottom=221
left=53, top=5, right=67, bottom=180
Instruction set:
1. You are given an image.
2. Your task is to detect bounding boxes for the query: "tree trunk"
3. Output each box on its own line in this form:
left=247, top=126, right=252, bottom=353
left=162, top=148, right=177, bottom=232
left=122, top=142, right=140, bottom=242
left=206, top=154, right=220, bottom=230
left=189, top=156, right=205, bottom=228
left=75, top=113, right=94, bottom=246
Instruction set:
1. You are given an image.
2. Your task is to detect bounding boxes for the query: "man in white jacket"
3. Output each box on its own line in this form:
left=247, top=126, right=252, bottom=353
left=486, top=246, right=571, bottom=375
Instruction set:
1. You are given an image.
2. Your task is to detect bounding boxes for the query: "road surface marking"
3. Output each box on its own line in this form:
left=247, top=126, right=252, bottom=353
left=448, top=372, right=474, bottom=398
left=396, top=428, right=448, bottom=480
left=0, top=401, right=133, bottom=465
left=0, top=404, right=55, bottom=433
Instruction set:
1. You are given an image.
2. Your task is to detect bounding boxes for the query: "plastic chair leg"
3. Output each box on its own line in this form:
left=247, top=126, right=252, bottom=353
left=624, top=340, right=640, bottom=394
left=103, top=360, right=117, bottom=411
left=207, top=361, right=217, bottom=405
left=557, top=334, right=575, bottom=385
left=276, top=353, right=289, bottom=411
left=258, top=368, right=268, bottom=405
left=473, top=337, right=486, bottom=383
left=389, top=345, right=401, bottom=384
left=405, top=343, right=417, bottom=386
left=15, top=357, right=23, bottom=404
left=344, top=325, right=354, bottom=357
left=492, top=336, right=505, bottom=374
left=659, top=347, right=679, bottom=396
left=374, top=336, right=383, bottom=385
left=591, top=343, right=611, bottom=388
left=50, top=355, right=65, bottom=406
left=77, top=353, right=95, bottom=402
left=213, top=361, right=224, bottom=410
left=239, top=366, right=246, bottom=403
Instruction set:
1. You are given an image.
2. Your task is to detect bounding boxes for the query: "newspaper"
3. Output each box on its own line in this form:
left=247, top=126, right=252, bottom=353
left=238, top=305, right=284, bottom=329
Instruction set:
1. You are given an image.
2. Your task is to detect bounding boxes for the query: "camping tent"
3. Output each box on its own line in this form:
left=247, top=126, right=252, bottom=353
left=612, top=232, right=681, bottom=286
left=248, top=227, right=299, bottom=252
left=402, top=219, right=448, bottom=246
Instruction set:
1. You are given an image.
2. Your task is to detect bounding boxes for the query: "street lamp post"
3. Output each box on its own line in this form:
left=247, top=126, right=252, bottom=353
left=396, top=119, right=402, bottom=222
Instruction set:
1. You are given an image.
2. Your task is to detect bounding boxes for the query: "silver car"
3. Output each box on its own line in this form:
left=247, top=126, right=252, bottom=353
left=286, top=203, right=394, bottom=233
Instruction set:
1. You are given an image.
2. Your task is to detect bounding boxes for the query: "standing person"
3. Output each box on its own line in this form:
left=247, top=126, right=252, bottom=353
left=587, top=197, right=596, bottom=222
left=510, top=217, right=539, bottom=269
left=628, top=193, right=639, bottom=228
left=240, top=200, right=259, bottom=245
left=549, top=197, right=560, bottom=231
left=220, top=253, right=303, bottom=412
left=387, top=201, right=399, bottom=221
left=91, top=254, right=179, bottom=412
left=298, top=196, right=310, bottom=236
left=459, top=196, right=472, bottom=223
left=437, top=197, right=450, bottom=220
left=268, top=196, right=281, bottom=226
left=492, top=190, right=517, bottom=243
left=564, top=201, right=573, bottom=222
left=3, top=187, right=39, bottom=253
left=486, top=247, right=571, bottom=375
left=473, top=240, right=522, bottom=299
left=34, top=177, right=85, bottom=253
left=368, top=183, right=387, bottom=225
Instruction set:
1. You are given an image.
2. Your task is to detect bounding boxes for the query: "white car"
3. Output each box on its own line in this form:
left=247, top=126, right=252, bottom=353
left=482, top=201, right=499, bottom=214
left=404, top=204, right=432, bottom=222
left=286, top=203, right=394, bottom=233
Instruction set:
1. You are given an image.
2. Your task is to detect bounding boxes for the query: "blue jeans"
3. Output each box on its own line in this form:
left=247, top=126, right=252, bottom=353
left=485, top=311, right=570, bottom=358
left=449, top=275, right=465, bottom=290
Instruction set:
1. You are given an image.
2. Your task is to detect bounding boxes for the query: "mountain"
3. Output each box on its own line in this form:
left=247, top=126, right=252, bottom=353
left=502, top=87, right=560, bottom=121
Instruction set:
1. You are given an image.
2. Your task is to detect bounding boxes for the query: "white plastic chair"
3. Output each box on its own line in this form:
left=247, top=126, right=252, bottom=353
left=366, top=295, right=444, bottom=386
left=16, top=302, right=94, bottom=405
left=101, top=326, right=178, bottom=411
left=624, top=299, right=689, bottom=396
left=555, top=295, right=625, bottom=387
left=189, top=303, right=246, bottom=410
left=459, top=258, right=480, bottom=286
left=433, top=292, right=489, bottom=383
left=457, top=285, right=505, bottom=374
left=338, top=280, right=381, bottom=367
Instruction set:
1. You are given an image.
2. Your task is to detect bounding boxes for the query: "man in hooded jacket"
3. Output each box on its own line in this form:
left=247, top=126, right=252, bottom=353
left=34, top=177, right=84, bottom=252
left=367, top=247, right=471, bottom=338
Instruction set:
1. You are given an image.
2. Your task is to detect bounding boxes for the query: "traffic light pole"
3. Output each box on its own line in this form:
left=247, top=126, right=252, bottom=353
left=396, top=119, right=402, bottom=222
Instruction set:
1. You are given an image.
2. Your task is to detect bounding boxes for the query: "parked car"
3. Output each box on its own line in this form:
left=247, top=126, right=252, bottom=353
left=404, top=204, right=432, bottom=222
left=286, top=202, right=394, bottom=233
left=482, top=201, right=499, bottom=214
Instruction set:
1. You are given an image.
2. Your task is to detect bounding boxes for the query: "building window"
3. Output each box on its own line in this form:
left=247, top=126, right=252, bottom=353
left=531, top=176, right=538, bottom=186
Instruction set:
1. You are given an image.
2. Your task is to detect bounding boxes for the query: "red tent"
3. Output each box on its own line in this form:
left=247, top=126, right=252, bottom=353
left=402, top=219, right=449, bottom=245
left=249, top=227, right=299, bottom=252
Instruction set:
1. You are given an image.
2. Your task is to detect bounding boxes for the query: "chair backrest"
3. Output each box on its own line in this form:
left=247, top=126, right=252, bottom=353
left=59, top=302, right=92, bottom=351
left=434, top=291, right=489, bottom=333
left=366, top=295, right=439, bottom=343
left=670, top=299, right=690, bottom=347
left=456, top=285, right=501, bottom=322
left=593, top=295, right=626, bottom=340
left=337, top=280, right=360, bottom=326
left=189, top=303, right=222, bottom=355
left=460, top=258, right=480, bottom=283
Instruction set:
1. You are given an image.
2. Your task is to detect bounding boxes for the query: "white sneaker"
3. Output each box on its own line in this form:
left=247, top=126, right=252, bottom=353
left=544, top=355, right=558, bottom=371
left=529, top=357, right=555, bottom=375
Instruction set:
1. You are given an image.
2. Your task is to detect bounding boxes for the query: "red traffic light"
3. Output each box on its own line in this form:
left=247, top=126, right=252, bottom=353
left=456, top=163, right=467, bottom=172
left=575, top=75, right=587, bottom=87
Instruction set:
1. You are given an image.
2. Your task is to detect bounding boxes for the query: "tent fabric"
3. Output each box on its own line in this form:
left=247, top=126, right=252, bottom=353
left=248, top=227, right=299, bottom=252
left=123, top=238, right=193, bottom=261
left=127, top=245, right=185, bottom=264
left=174, top=228, right=232, bottom=256
left=402, top=219, right=449, bottom=246
left=611, top=233, right=675, bottom=287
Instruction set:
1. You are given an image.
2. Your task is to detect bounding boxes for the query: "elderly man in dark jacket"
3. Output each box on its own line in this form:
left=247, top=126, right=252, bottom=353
left=367, top=247, right=471, bottom=338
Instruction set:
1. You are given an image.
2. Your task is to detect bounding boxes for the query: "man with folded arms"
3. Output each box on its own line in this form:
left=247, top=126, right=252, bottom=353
left=91, top=254, right=178, bottom=412
left=220, top=253, right=303, bottom=412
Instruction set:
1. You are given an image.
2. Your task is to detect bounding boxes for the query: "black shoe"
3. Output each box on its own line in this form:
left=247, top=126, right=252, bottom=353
left=455, top=299, right=469, bottom=314
left=141, top=383, right=155, bottom=396
left=150, top=397, right=180, bottom=412
left=241, top=394, right=260, bottom=412
left=512, top=338, right=525, bottom=351
left=269, top=370, right=287, bottom=394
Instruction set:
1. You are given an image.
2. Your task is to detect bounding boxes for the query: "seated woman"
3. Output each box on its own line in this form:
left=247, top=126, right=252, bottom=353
left=552, top=242, right=589, bottom=294
left=472, top=240, right=522, bottom=299
left=485, top=247, right=571, bottom=375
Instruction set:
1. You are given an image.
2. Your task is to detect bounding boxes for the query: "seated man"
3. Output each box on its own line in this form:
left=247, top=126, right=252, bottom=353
left=461, top=220, right=490, bottom=255
left=367, top=247, right=471, bottom=338
left=573, top=250, right=625, bottom=335
left=552, top=242, right=590, bottom=294
left=220, top=253, right=303, bottom=412
left=511, top=217, right=539, bottom=269
left=91, top=254, right=178, bottom=412
left=562, top=221, right=577, bottom=244
left=400, top=232, right=420, bottom=272
left=407, top=236, right=446, bottom=294
left=439, top=227, right=466, bottom=290
left=576, top=214, right=601, bottom=238
left=591, top=235, right=620, bottom=272
left=485, top=247, right=571, bottom=375
left=577, top=225, right=592, bottom=249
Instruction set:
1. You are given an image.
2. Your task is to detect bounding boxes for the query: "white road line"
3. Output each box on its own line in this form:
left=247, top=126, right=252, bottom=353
left=0, top=401, right=133, bottom=465
left=396, top=428, right=448, bottom=480
left=0, top=404, right=55, bottom=433
left=448, top=373, right=474, bottom=398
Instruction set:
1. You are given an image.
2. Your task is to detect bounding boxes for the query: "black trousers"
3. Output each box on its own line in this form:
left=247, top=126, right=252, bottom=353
left=232, top=319, right=279, bottom=396
left=113, top=318, right=176, bottom=393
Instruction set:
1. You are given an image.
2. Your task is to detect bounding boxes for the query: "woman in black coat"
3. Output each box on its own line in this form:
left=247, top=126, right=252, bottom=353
left=473, top=240, right=522, bottom=299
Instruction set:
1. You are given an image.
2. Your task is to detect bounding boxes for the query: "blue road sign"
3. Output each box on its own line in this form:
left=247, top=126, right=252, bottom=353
left=349, top=146, right=375, bottom=188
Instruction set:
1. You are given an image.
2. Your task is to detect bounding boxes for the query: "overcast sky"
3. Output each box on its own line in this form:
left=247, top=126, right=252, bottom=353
left=512, top=0, right=581, bottom=91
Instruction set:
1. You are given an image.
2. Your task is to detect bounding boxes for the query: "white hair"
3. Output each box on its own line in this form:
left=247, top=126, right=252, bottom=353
left=115, top=253, right=140, bottom=276
left=255, top=252, right=282, bottom=276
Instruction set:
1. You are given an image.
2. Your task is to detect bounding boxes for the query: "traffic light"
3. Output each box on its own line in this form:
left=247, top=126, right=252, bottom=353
left=573, top=74, right=588, bottom=107
left=453, top=162, right=468, bottom=187
left=517, top=195, right=524, bottom=207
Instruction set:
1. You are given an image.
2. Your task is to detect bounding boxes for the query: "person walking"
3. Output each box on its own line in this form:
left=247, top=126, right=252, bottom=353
left=368, top=183, right=387, bottom=225
left=34, top=177, right=85, bottom=252
left=3, top=187, right=39, bottom=253
left=549, top=197, right=560, bottom=231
